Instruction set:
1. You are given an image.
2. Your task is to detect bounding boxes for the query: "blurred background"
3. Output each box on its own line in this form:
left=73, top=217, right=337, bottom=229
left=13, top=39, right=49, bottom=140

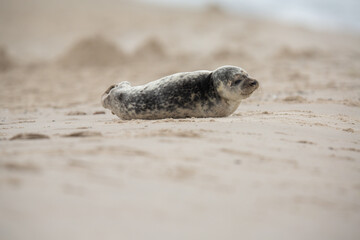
left=1, top=0, right=359, bottom=62
left=142, top=0, right=360, bottom=30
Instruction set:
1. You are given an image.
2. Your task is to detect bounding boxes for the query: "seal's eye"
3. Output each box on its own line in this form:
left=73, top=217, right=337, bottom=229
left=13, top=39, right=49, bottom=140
left=234, top=80, right=242, bottom=85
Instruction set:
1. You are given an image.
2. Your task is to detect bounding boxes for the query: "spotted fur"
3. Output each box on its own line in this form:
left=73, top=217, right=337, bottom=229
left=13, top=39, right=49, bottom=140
left=102, top=65, right=258, bottom=120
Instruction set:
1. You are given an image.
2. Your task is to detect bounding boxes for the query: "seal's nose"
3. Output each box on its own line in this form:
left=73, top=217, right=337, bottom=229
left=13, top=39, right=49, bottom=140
left=248, top=78, right=258, bottom=87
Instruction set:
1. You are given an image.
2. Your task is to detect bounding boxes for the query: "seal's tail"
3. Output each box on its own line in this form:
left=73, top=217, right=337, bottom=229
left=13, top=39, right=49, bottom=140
left=105, top=84, right=117, bottom=94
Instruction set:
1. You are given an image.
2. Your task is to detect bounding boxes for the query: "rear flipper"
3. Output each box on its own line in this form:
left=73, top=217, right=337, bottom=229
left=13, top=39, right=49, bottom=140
left=104, top=84, right=118, bottom=94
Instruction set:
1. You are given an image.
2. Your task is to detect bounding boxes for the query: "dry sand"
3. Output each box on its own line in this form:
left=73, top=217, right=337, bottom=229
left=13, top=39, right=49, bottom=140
left=0, top=1, right=360, bottom=240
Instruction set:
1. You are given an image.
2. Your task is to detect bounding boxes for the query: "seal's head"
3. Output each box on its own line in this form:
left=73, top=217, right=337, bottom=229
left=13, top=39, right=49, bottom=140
left=212, top=65, right=259, bottom=101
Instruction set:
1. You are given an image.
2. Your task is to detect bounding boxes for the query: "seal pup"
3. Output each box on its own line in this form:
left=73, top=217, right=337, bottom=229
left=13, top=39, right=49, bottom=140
left=102, top=65, right=259, bottom=120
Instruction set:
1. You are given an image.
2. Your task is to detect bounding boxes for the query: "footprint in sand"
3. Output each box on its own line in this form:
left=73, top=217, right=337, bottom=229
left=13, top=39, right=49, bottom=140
left=282, top=96, right=307, bottom=103
left=66, top=111, right=87, bottom=116
left=62, top=131, right=102, bottom=137
left=93, top=111, right=105, bottom=115
left=2, top=162, right=40, bottom=172
left=10, top=133, right=50, bottom=140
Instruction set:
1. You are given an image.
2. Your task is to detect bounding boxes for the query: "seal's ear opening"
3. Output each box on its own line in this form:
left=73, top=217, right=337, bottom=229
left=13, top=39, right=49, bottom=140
left=204, top=72, right=215, bottom=90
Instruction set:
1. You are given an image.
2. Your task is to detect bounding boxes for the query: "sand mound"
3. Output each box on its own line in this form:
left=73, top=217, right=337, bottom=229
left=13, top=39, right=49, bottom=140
left=133, top=38, right=166, bottom=59
left=0, top=46, right=14, bottom=72
left=203, top=3, right=225, bottom=15
left=58, top=36, right=125, bottom=68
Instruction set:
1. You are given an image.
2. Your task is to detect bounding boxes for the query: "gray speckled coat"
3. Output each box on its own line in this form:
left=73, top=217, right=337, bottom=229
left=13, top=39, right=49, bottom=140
left=102, top=66, right=258, bottom=120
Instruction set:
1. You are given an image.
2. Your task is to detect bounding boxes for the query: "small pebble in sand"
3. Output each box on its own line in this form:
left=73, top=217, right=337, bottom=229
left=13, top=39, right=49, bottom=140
left=66, top=111, right=87, bottom=116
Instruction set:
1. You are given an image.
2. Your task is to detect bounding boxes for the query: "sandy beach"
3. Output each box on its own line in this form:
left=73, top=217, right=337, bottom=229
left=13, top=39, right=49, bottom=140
left=0, top=1, right=360, bottom=239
